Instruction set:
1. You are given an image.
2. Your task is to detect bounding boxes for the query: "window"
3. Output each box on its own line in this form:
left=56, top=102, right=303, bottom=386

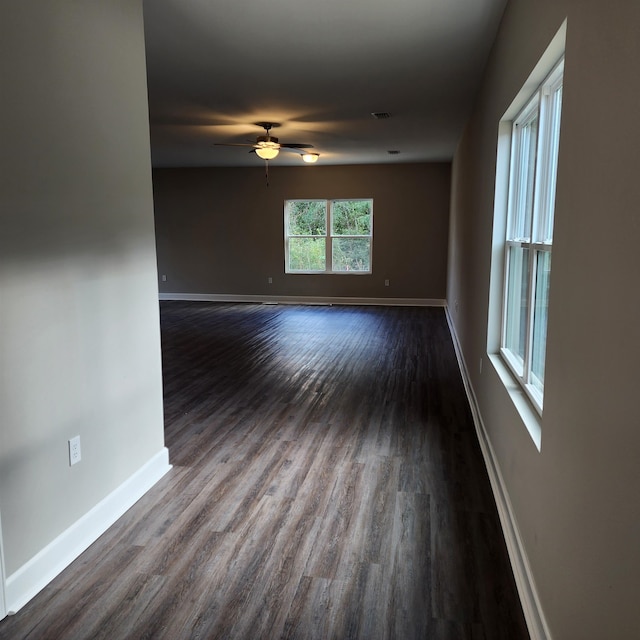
left=285, top=199, right=373, bottom=273
left=501, top=58, right=563, bottom=413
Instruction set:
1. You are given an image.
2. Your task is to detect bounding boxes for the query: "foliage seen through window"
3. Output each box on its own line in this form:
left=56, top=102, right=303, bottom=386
left=285, top=199, right=373, bottom=273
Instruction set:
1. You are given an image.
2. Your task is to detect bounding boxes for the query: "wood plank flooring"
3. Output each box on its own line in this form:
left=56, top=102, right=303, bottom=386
left=0, top=302, right=529, bottom=639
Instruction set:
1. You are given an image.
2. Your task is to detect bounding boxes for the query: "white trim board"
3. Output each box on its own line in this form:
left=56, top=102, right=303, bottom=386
left=159, top=292, right=446, bottom=307
left=4, top=448, right=171, bottom=615
left=444, top=307, right=552, bottom=640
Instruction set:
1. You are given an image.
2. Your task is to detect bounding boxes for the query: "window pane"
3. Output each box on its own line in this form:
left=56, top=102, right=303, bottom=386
left=331, top=200, right=372, bottom=236
left=540, top=86, right=563, bottom=243
left=288, top=237, right=326, bottom=271
left=504, top=245, right=530, bottom=373
left=511, top=111, right=538, bottom=241
left=287, top=201, right=326, bottom=236
left=332, top=238, right=371, bottom=272
left=531, top=251, right=551, bottom=393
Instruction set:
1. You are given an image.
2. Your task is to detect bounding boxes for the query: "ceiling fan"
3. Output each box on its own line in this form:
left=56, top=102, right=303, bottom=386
left=215, top=122, right=319, bottom=163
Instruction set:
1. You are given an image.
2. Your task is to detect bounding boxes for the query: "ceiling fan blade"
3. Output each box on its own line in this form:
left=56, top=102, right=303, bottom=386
left=214, top=142, right=257, bottom=147
left=280, top=143, right=314, bottom=149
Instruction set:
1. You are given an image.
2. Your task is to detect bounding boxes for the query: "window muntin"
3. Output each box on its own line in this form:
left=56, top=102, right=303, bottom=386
left=501, top=58, right=563, bottom=413
left=285, top=199, right=373, bottom=274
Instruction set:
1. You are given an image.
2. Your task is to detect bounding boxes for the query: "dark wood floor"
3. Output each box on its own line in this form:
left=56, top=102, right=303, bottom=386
left=0, top=302, right=529, bottom=639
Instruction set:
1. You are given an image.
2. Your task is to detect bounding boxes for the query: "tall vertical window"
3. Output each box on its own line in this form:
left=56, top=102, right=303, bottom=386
left=501, top=58, right=563, bottom=413
left=285, top=199, right=373, bottom=273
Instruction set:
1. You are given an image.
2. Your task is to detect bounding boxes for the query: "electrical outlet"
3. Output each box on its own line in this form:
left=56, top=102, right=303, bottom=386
left=268, top=277, right=273, bottom=284
left=384, top=279, right=390, bottom=286
left=161, top=274, right=167, bottom=282
left=69, top=436, right=81, bottom=466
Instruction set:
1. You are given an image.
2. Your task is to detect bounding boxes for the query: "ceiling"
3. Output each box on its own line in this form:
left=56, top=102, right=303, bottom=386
left=143, top=0, right=507, bottom=168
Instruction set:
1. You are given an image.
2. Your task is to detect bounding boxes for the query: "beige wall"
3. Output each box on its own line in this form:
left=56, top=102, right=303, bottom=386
left=153, top=163, right=451, bottom=301
left=448, top=1, right=640, bottom=638
left=0, top=1, right=165, bottom=575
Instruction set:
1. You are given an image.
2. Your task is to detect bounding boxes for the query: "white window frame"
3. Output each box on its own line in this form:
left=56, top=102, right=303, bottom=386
left=500, top=58, right=564, bottom=414
left=284, top=199, right=373, bottom=274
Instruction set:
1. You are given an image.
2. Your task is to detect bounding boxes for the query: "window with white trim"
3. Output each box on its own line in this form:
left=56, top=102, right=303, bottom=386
left=501, top=58, right=563, bottom=413
left=284, top=199, right=373, bottom=273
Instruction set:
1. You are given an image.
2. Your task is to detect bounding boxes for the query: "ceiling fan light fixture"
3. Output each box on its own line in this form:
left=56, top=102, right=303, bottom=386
left=255, top=146, right=280, bottom=160
left=302, top=153, right=319, bottom=163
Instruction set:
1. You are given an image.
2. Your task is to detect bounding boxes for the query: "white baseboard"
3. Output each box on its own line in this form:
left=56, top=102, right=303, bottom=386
left=444, top=307, right=551, bottom=640
left=159, top=292, right=446, bottom=307
left=4, top=448, right=171, bottom=615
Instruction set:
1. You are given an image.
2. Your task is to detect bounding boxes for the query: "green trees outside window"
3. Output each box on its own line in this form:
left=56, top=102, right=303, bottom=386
left=285, top=199, right=373, bottom=273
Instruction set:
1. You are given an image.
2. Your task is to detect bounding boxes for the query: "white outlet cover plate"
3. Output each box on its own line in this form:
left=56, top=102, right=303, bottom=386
left=69, top=436, right=81, bottom=465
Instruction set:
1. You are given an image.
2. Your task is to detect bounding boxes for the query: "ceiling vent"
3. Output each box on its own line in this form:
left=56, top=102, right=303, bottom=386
left=387, top=150, right=400, bottom=155
left=371, top=112, right=391, bottom=120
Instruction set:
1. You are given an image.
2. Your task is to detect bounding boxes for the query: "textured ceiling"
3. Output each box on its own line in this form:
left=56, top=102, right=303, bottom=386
left=143, top=0, right=507, bottom=167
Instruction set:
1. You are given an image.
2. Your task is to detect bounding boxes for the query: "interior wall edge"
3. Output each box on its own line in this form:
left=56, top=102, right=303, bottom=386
left=444, top=307, right=552, bottom=640
left=0, top=510, right=6, bottom=621
left=4, top=448, right=171, bottom=616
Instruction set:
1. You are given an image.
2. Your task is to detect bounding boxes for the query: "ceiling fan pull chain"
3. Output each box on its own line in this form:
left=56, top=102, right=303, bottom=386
left=265, top=159, right=269, bottom=187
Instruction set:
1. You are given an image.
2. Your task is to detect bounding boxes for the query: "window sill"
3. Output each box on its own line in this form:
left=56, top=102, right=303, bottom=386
left=285, top=271, right=372, bottom=275
left=488, top=354, right=542, bottom=451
